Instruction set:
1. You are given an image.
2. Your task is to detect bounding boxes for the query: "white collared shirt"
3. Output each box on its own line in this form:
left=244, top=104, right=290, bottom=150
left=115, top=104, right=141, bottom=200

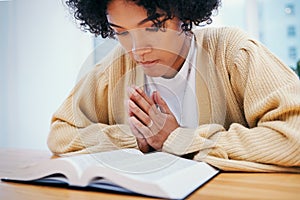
left=145, top=36, right=198, bottom=128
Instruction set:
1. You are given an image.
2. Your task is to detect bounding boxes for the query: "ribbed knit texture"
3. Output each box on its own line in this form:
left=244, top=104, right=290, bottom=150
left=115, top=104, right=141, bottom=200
left=47, top=27, right=300, bottom=172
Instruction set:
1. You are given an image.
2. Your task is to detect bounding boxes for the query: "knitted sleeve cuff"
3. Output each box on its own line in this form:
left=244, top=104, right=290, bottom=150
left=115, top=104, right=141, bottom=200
left=162, top=124, right=227, bottom=158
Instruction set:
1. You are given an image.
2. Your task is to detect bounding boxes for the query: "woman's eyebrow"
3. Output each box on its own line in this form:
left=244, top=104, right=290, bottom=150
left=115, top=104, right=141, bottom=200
left=108, top=22, right=123, bottom=28
left=108, top=17, right=153, bottom=29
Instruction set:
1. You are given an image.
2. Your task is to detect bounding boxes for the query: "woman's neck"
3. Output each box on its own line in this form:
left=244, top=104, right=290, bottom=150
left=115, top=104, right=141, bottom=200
left=162, top=33, right=192, bottom=79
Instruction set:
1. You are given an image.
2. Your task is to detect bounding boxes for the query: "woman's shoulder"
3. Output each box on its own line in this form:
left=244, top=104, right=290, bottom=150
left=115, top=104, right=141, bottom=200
left=193, top=26, right=248, bottom=37
left=193, top=26, right=250, bottom=45
left=193, top=26, right=254, bottom=60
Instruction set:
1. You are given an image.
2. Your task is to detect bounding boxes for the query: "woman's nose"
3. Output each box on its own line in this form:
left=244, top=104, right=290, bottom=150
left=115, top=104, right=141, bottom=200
left=132, top=47, right=152, bottom=62
left=130, top=30, right=152, bottom=61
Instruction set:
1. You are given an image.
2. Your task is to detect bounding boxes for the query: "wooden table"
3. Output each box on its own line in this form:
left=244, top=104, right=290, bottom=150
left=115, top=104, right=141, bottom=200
left=0, top=148, right=299, bottom=200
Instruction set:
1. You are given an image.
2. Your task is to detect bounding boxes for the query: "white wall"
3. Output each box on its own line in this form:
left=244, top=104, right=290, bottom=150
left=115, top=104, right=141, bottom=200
left=0, top=0, right=94, bottom=149
left=211, top=0, right=247, bottom=30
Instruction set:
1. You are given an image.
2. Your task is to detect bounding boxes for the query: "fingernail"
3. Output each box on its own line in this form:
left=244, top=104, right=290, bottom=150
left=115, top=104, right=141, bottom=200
left=134, top=85, right=143, bottom=93
left=129, top=86, right=138, bottom=96
left=127, top=86, right=138, bottom=97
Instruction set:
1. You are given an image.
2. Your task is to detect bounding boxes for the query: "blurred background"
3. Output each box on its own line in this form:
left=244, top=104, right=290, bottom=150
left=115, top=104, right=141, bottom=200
left=0, top=0, right=299, bottom=150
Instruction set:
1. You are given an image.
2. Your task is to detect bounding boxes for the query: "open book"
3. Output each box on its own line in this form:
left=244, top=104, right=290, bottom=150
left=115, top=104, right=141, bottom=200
left=1, top=149, right=218, bottom=199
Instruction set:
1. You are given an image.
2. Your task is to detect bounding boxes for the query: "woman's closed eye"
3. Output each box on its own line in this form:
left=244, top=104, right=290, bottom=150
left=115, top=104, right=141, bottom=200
left=115, top=30, right=129, bottom=36
left=145, top=25, right=159, bottom=32
left=115, top=25, right=160, bottom=37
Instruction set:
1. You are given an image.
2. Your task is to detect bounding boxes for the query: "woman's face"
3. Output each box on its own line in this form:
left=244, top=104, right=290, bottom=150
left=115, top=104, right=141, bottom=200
left=106, top=0, right=191, bottom=78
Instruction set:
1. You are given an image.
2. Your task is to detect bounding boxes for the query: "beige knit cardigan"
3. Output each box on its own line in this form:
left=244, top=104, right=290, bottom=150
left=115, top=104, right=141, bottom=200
left=48, top=27, right=300, bottom=172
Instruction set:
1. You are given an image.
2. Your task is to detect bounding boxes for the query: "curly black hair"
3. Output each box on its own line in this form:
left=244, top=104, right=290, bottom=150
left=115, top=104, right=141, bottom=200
left=65, top=0, right=221, bottom=38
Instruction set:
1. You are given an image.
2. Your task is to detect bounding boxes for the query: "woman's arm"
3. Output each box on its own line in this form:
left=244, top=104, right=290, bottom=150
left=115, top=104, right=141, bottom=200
left=47, top=66, right=137, bottom=155
left=162, top=33, right=300, bottom=172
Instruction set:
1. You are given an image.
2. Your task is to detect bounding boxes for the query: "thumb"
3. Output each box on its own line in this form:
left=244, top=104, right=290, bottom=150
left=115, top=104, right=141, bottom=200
left=153, top=91, right=171, bottom=114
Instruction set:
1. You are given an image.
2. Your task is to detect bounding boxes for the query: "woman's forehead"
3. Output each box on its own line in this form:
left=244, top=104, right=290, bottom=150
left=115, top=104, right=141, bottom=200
left=107, top=0, right=150, bottom=29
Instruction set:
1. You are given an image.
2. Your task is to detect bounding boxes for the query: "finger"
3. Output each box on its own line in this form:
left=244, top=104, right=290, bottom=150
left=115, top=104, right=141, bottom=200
left=136, top=137, right=150, bottom=153
left=153, top=91, right=172, bottom=114
left=128, top=117, right=143, bottom=138
left=125, top=99, right=134, bottom=117
left=128, top=100, right=153, bottom=127
left=128, top=86, right=153, bottom=115
left=129, top=99, right=162, bottom=136
left=128, top=118, right=150, bottom=153
left=130, top=115, right=155, bottom=138
left=134, top=86, right=153, bottom=105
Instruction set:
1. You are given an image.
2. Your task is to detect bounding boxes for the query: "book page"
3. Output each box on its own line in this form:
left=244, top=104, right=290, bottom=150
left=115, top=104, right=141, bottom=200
left=61, top=148, right=144, bottom=174
left=51, top=148, right=144, bottom=182
left=82, top=150, right=218, bottom=199
left=2, top=158, right=78, bottom=183
left=1, top=149, right=142, bottom=184
left=86, top=151, right=199, bottom=180
left=102, top=151, right=182, bottom=172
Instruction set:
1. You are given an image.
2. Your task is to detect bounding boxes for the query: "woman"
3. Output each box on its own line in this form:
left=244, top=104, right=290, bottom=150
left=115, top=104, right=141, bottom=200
left=48, top=0, right=300, bottom=172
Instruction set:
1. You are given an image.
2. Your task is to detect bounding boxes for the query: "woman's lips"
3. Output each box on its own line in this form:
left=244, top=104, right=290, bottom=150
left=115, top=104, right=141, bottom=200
left=139, top=60, right=159, bottom=68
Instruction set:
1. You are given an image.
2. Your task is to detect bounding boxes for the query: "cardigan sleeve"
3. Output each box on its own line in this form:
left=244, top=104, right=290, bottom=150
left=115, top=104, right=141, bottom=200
left=162, top=30, right=300, bottom=172
left=47, top=66, right=137, bottom=156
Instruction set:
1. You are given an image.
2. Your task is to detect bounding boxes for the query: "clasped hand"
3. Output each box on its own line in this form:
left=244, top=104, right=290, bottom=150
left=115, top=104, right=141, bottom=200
left=127, top=86, right=179, bottom=153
